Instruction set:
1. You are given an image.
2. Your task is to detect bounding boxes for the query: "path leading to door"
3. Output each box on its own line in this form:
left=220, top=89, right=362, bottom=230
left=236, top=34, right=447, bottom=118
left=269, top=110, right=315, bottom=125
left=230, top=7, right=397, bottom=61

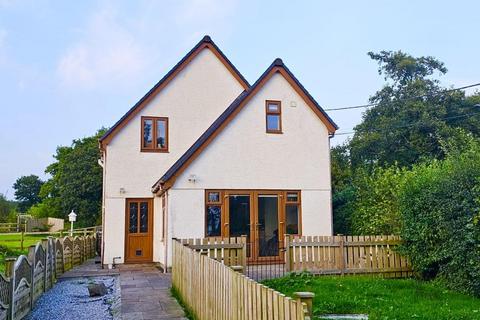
left=119, top=264, right=187, bottom=320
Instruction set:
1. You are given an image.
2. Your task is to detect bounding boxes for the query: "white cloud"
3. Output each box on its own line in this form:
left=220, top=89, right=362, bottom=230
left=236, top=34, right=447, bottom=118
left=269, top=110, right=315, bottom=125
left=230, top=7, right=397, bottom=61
left=57, top=6, right=150, bottom=89
left=56, top=0, right=239, bottom=90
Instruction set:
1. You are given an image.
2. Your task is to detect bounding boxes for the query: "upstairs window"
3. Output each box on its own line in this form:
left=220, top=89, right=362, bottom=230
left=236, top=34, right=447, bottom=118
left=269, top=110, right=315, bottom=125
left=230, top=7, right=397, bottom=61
left=265, top=100, right=282, bottom=133
left=141, top=116, right=168, bottom=152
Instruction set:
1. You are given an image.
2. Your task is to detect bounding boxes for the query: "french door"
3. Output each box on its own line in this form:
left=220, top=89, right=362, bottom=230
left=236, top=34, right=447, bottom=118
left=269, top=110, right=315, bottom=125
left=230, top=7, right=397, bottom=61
left=223, top=191, right=284, bottom=262
left=125, top=198, right=153, bottom=263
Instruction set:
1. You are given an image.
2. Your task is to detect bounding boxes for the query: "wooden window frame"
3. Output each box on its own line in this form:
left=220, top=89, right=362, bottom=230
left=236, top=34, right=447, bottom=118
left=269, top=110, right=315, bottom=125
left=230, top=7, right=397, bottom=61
left=141, top=116, right=169, bottom=152
left=284, top=191, right=302, bottom=236
left=265, top=100, right=282, bottom=134
left=205, top=190, right=224, bottom=237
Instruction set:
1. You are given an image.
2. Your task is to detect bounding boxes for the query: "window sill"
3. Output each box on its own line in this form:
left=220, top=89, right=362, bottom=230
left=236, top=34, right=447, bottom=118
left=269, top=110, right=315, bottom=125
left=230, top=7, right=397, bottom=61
left=140, top=148, right=169, bottom=153
left=266, top=131, right=283, bottom=134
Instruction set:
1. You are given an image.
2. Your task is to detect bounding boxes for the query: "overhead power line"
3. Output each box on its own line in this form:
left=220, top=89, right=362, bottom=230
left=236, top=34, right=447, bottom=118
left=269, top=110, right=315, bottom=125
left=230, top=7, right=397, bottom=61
left=334, top=110, right=480, bottom=136
left=324, top=82, right=480, bottom=111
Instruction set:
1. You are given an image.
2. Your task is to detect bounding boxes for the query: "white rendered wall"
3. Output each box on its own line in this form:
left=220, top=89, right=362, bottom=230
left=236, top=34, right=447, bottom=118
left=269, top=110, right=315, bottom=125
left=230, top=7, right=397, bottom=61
left=163, top=72, right=333, bottom=266
left=102, top=48, right=244, bottom=264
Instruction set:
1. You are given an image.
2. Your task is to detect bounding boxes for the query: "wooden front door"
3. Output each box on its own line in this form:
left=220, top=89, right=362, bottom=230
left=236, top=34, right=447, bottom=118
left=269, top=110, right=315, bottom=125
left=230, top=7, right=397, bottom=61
left=125, top=198, right=153, bottom=263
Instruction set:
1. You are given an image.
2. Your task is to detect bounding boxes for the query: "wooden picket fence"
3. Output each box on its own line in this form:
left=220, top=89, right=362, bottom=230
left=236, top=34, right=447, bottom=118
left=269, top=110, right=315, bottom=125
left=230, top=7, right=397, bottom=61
left=285, top=235, right=412, bottom=277
left=180, top=236, right=247, bottom=271
left=172, top=239, right=310, bottom=320
left=0, top=235, right=97, bottom=320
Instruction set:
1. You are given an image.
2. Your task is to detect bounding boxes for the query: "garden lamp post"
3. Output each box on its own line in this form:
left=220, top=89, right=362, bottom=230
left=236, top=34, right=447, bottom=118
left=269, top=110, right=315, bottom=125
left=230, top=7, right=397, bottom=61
left=68, top=210, right=77, bottom=237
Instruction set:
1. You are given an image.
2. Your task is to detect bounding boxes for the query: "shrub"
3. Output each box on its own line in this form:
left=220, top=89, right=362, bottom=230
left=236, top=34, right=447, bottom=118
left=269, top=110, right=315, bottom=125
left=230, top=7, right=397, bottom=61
left=350, top=165, right=406, bottom=235
left=399, top=140, right=480, bottom=296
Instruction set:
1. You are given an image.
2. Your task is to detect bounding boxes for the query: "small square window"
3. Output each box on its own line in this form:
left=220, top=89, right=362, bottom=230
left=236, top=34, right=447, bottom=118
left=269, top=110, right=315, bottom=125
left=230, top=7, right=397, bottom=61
left=286, top=192, right=299, bottom=202
left=208, top=192, right=220, bottom=203
left=267, top=103, right=279, bottom=112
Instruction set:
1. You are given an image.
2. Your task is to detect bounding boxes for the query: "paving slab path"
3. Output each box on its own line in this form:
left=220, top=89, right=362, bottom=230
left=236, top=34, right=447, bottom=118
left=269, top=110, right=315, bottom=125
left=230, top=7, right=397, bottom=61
left=118, top=264, right=187, bottom=320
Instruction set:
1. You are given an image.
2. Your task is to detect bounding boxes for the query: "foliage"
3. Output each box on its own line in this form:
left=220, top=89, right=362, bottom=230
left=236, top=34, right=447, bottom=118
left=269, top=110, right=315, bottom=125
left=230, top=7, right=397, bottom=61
left=350, top=165, right=406, bottom=235
left=399, top=136, right=480, bottom=296
left=13, top=175, right=44, bottom=212
left=331, top=143, right=355, bottom=234
left=332, top=186, right=355, bottom=235
left=0, top=193, right=17, bottom=223
left=349, top=50, right=480, bottom=169
left=38, top=129, right=107, bottom=227
left=264, top=274, right=480, bottom=319
left=331, top=144, right=352, bottom=193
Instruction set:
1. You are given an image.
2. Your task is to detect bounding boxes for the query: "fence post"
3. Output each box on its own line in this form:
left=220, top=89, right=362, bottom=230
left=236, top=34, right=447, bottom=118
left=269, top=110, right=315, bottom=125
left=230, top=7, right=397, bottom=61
left=294, top=292, right=315, bottom=319
left=41, top=239, right=48, bottom=292
left=21, top=231, right=25, bottom=251
left=285, top=234, right=292, bottom=272
left=5, top=257, right=16, bottom=320
left=241, top=235, right=247, bottom=273
left=28, top=245, right=36, bottom=310
left=48, top=237, right=55, bottom=286
left=338, top=235, right=346, bottom=275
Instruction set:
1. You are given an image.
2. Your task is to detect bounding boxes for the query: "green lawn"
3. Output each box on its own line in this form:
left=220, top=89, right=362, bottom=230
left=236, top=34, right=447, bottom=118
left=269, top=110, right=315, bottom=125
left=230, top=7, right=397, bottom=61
left=263, top=273, right=480, bottom=320
left=0, top=233, right=49, bottom=273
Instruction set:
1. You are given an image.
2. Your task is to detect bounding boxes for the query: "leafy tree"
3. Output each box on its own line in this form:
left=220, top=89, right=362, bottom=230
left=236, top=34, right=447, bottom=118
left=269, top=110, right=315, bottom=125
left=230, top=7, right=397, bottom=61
left=331, top=144, right=355, bottom=234
left=0, top=194, right=17, bottom=223
left=39, top=129, right=106, bottom=227
left=349, top=50, right=480, bottom=169
left=13, top=175, right=44, bottom=212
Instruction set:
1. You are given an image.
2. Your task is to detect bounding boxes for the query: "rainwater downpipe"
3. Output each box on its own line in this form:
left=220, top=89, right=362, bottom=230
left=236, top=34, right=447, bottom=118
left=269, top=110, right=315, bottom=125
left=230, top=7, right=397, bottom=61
left=163, top=189, right=169, bottom=273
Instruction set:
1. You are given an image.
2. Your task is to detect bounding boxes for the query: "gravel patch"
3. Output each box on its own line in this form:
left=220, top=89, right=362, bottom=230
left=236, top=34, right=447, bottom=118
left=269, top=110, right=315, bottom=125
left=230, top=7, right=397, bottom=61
left=26, top=276, right=120, bottom=320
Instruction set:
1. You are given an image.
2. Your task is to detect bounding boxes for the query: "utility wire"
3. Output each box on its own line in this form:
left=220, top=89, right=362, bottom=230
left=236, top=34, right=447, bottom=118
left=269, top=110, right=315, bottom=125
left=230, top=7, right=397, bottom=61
left=334, top=111, right=480, bottom=136
left=324, top=82, right=480, bottom=111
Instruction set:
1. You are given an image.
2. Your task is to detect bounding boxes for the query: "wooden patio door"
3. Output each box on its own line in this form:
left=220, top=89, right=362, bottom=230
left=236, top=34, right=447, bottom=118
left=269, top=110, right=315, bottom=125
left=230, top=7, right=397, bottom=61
left=125, top=198, right=153, bottom=263
left=223, top=191, right=284, bottom=262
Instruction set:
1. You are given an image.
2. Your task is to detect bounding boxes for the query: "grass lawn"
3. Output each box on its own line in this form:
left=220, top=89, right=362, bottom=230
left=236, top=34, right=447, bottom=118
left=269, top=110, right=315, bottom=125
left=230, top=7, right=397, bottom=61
left=263, top=273, right=480, bottom=320
left=0, top=233, right=49, bottom=273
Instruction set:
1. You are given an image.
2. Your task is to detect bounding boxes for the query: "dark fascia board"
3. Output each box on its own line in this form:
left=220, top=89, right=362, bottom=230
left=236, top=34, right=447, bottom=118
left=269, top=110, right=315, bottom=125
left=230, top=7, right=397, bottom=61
left=99, top=35, right=250, bottom=146
left=152, top=58, right=338, bottom=192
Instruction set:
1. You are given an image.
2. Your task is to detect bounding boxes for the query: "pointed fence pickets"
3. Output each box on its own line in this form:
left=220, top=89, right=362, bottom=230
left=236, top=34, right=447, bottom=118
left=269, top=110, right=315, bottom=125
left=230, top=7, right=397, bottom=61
left=172, top=235, right=412, bottom=320
left=284, top=235, right=412, bottom=277
left=0, top=235, right=97, bottom=320
left=172, top=238, right=310, bottom=320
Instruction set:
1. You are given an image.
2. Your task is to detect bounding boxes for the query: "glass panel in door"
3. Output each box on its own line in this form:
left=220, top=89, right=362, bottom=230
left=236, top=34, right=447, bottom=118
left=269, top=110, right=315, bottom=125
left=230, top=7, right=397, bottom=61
left=228, top=195, right=251, bottom=256
left=257, top=195, right=279, bottom=257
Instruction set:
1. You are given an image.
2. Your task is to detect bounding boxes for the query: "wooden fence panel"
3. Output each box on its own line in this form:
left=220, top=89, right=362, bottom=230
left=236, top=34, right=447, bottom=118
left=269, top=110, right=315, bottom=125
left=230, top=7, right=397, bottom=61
left=172, top=239, right=307, bottom=320
left=63, top=237, right=73, bottom=272
left=288, top=235, right=412, bottom=276
left=0, top=274, right=9, bottom=320
left=182, top=237, right=247, bottom=273
left=0, top=234, right=96, bottom=320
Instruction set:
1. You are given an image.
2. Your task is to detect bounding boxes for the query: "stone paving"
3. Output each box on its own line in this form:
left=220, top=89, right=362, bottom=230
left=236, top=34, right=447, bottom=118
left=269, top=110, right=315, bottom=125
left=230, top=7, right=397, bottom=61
left=118, top=264, right=187, bottom=320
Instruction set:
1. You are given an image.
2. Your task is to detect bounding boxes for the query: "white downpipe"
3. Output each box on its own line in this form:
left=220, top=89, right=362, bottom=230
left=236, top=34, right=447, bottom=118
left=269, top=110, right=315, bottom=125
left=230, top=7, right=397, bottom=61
left=163, top=190, right=169, bottom=273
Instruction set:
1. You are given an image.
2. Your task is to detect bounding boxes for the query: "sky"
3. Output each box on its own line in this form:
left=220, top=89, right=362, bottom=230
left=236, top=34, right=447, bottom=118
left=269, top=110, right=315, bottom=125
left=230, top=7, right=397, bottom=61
left=1, top=0, right=479, bottom=199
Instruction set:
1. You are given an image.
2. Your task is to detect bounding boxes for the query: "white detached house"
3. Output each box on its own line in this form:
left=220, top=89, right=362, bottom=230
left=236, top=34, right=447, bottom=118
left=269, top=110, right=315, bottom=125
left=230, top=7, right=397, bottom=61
left=99, top=36, right=338, bottom=269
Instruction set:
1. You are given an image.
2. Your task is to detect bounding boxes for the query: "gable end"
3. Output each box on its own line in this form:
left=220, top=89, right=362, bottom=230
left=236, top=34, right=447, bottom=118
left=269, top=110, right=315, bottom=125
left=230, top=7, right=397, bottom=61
left=99, top=36, right=250, bottom=149
left=152, top=58, right=338, bottom=193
